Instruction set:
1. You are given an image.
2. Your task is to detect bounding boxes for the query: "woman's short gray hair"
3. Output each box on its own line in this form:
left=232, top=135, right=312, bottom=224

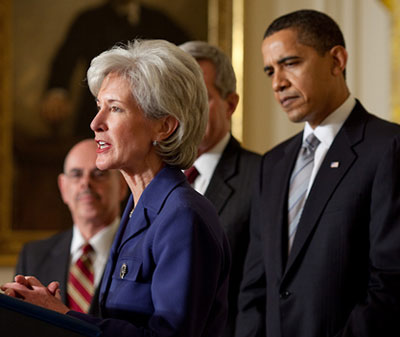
left=179, top=40, right=236, bottom=98
left=87, top=39, right=208, bottom=169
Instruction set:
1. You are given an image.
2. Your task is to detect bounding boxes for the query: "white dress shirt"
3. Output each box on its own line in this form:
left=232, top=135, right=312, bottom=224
left=303, top=94, right=356, bottom=195
left=191, top=133, right=231, bottom=195
left=70, top=217, right=120, bottom=287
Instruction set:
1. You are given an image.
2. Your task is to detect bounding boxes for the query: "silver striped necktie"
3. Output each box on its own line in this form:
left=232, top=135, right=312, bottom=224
left=288, top=133, right=320, bottom=252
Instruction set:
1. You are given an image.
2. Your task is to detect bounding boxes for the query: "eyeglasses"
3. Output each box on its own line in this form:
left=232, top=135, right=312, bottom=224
left=64, top=168, right=111, bottom=182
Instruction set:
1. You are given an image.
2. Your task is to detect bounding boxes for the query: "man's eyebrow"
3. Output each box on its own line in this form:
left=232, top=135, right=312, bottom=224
left=264, top=65, right=272, bottom=73
left=278, top=55, right=301, bottom=64
left=263, top=56, right=301, bottom=73
left=65, top=168, right=82, bottom=175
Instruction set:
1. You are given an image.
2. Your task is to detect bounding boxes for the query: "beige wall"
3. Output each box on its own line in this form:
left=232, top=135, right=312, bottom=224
left=240, top=0, right=391, bottom=154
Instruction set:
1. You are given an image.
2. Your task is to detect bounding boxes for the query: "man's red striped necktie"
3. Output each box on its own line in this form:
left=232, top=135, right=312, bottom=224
left=184, top=166, right=199, bottom=184
left=67, top=243, right=94, bottom=313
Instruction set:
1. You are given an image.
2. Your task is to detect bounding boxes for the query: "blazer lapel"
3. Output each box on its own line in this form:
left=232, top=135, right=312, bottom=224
left=48, top=230, right=73, bottom=303
left=268, top=134, right=303, bottom=277
left=100, top=166, right=186, bottom=305
left=118, top=167, right=186, bottom=249
left=285, top=102, right=367, bottom=275
left=99, top=195, right=132, bottom=305
left=117, top=209, right=150, bottom=252
left=205, top=137, right=239, bottom=217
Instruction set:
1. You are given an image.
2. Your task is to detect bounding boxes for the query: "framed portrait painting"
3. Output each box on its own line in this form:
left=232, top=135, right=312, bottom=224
left=0, top=0, right=233, bottom=265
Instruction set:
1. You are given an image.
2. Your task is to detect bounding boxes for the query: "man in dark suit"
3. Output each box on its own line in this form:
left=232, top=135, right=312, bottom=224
left=15, top=139, right=127, bottom=315
left=236, top=9, right=400, bottom=337
left=180, top=41, right=261, bottom=337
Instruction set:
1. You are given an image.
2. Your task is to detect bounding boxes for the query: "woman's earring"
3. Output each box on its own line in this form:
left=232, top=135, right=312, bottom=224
left=152, top=140, right=158, bottom=146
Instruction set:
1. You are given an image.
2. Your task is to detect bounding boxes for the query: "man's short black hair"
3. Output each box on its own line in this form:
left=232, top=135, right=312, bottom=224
left=264, top=9, right=345, bottom=55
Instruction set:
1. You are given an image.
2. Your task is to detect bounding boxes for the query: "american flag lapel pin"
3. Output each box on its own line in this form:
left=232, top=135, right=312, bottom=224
left=330, top=161, right=340, bottom=168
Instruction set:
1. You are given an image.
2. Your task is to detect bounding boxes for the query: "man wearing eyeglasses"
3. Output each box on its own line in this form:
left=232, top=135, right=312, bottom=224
left=15, top=139, right=127, bottom=316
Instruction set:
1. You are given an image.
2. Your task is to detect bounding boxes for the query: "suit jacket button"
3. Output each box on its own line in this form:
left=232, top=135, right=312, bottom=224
left=280, top=290, right=291, bottom=299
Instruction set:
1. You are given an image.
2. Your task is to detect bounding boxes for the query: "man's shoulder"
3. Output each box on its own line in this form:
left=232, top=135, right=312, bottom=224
left=364, top=113, right=400, bottom=136
left=237, top=145, right=262, bottom=161
left=345, top=101, right=400, bottom=143
left=224, top=136, right=262, bottom=162
left=22, top=229, right=72, bottom=254
left=262, top=132, right=301, bottom=160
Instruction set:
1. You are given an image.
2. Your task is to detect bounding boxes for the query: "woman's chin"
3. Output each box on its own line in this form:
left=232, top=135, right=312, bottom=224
left=95, top=158, right=111, bottom=171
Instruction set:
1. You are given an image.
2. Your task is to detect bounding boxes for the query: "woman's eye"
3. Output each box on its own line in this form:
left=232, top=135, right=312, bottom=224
left=111, top=106, right=122, bottom=112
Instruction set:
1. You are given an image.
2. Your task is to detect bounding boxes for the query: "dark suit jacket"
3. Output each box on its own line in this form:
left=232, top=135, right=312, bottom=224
left=204, top=136, right=261, bottom=337
left=15, top=229, right=101, bottom=316
left=236, top=101, right=400, bottom=337
left=68, top=166, right=231, bottom=337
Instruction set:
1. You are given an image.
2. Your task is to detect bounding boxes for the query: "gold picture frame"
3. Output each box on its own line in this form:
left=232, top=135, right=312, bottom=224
left=0, top=0, right=233, bottom=266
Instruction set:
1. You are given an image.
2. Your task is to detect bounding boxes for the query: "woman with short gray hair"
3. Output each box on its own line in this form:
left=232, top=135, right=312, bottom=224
left=88, top=39, right=208, bottom=169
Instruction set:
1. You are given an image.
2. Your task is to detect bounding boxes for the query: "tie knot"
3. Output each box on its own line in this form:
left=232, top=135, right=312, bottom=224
left=184, top=166, right=199, bottom=184
left=304, top=133, right=320, bottom=152
left=81, top=243, right=93, bottom=255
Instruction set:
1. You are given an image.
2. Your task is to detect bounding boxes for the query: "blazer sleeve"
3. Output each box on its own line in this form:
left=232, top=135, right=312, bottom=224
left=341, top=135, right=400, bottom=336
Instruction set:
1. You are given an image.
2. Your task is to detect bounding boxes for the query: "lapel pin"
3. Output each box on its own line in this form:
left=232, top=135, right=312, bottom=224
left=330, top=161, right=340, bottom=168
left=120, top=263, right=128, bottom=279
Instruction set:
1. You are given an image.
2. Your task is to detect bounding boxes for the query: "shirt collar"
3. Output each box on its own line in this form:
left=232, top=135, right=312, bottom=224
left=193, top=133, right=230, bottom=181
left=304, top=94, right=356, bottom=147
left=70, top=217, right=120, bottom=257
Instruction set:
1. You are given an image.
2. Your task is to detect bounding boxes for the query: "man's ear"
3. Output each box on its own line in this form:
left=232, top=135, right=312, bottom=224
left=155, top=115, right=179, bottom=142
left=57, top=173, right=68, bottom=204
left=225, top=92, right=239, bottom=118
left=330, top=45, right=348, bottom=76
